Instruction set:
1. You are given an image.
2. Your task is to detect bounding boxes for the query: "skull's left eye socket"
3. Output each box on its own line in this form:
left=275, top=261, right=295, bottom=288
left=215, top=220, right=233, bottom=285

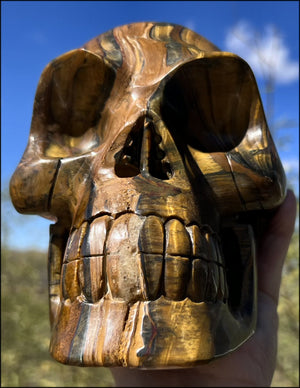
left=32, top=49, right=115, bottom=158
left=160, top=54, right=259, bottom=153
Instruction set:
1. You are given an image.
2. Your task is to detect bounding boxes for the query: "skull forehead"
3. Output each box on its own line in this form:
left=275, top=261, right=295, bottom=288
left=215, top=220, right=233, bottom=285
left=83, top=22, right=219, bottom=87
left=79, top=22, right=221, bottom=144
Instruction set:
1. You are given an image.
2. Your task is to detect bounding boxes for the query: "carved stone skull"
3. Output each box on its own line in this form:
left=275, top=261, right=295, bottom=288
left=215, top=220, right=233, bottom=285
left=10, top=22, right=286, bottom=368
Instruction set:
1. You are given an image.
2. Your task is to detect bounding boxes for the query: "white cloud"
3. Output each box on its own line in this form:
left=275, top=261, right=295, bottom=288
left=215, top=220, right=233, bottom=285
left=281, top=157, right=299, bottom=197
left=225, top=21, right=299, bottom=85
left=282, top=157, right=299, bottom=175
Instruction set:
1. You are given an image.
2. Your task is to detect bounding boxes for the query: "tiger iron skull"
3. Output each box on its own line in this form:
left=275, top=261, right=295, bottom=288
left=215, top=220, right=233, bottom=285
left=10, top=22, right=286, bottom=368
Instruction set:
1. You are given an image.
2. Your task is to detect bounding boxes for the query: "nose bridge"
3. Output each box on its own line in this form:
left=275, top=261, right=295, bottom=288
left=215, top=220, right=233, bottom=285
left=113, top=115, right=174, bottom=181
left=140, top=117, right=173, bottom=180
left=111, top=110, right=191, bottom=185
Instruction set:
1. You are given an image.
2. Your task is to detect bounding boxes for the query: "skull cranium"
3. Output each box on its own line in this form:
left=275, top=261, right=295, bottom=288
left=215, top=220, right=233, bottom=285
left=10, top=22, right=286, bottom=368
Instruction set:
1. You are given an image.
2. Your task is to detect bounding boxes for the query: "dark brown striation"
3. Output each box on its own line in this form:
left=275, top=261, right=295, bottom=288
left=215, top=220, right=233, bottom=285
left=10, top=22, right=286, bottom=368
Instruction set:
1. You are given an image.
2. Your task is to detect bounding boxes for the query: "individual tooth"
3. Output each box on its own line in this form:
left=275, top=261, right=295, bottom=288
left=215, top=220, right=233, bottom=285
left=63, top=222, right=88, bottom=262
left=205, top=263, right=218, bottom=302
left=208, top=235, right=220, bottom=301
left=164, top=256, right=190, bottom=300
left=80, top=215, right=111, bottom=257
left=80, top=256, right=105, bottom=303
left=214, top=240, right=226, bottom=301
left=186, top=225, right=209, bottom=259
left=61, top=260, right=82, bottom=301
left=77, top=261, right=85, bottom=291
left=204, top=232, right=218, bottom=262
left=141, top=253, right=163, bottom=299
left=186, top=258, right=208, bottom=302
left=106, top=214, right=147, bottom=302
left=217, top=265, right=226, bottom=301
left=106, top=213, right=145, bottom=254
left=210, top=234, right=229, bottom=302
left=186, top=224, right=201, bottom=256
left=48, top=224, right=65, bottom=293
left=48, top=223, right=67, bottom=327
left=139, top=216, right=164, bottom=254
left=165, top=219, right=191, bottom=256
left=106, top=253, right=147, bottom=301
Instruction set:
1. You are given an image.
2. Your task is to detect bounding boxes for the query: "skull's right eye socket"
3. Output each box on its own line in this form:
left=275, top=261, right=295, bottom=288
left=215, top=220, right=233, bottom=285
left=161, top=55, right=258, bottom=153
left=32, top=49, right=115, bottom=158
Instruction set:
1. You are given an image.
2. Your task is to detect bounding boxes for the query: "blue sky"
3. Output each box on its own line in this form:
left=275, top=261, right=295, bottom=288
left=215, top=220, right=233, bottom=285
left=2, top=1, right=299, bottom=250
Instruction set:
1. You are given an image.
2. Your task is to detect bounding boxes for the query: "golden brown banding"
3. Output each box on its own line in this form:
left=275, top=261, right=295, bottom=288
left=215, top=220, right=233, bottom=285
left=10, top=21, right=285, bottom=368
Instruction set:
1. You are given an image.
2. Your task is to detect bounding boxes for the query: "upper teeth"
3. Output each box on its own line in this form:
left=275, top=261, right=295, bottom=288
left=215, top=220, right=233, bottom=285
left=61, top=213, right=228, bottom=304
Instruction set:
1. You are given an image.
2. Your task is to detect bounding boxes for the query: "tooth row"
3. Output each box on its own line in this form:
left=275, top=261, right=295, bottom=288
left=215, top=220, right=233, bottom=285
left=62, top=214, right=228, bottom=303
left=63, top=215, right=222, bottom=263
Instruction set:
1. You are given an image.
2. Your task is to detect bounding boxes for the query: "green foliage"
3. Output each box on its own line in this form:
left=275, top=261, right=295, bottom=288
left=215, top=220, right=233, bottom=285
left=1, top=248, right=114, bottom=387
left=271, top=229, right=299, bottom=387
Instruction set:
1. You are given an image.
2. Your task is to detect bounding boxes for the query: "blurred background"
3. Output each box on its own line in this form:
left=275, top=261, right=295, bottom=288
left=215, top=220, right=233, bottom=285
left=2, top=1, right=298, bottom=386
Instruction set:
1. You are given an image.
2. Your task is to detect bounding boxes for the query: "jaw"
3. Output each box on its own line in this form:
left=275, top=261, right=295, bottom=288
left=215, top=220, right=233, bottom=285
left=50, top=295, right=256, bottom=368
left=48, top=212, right=257, bottom=368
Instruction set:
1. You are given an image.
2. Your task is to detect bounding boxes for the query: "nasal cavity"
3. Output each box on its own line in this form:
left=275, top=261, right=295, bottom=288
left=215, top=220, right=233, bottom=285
left=114, top=117, right=144, bottom=177
left=114, top=117, right=172, bottom=180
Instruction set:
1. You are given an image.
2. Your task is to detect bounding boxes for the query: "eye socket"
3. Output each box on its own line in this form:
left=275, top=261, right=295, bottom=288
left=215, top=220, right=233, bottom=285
left=32, top=49, right=115, bottom=158
left=161, top=55, right=258, bottom=153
